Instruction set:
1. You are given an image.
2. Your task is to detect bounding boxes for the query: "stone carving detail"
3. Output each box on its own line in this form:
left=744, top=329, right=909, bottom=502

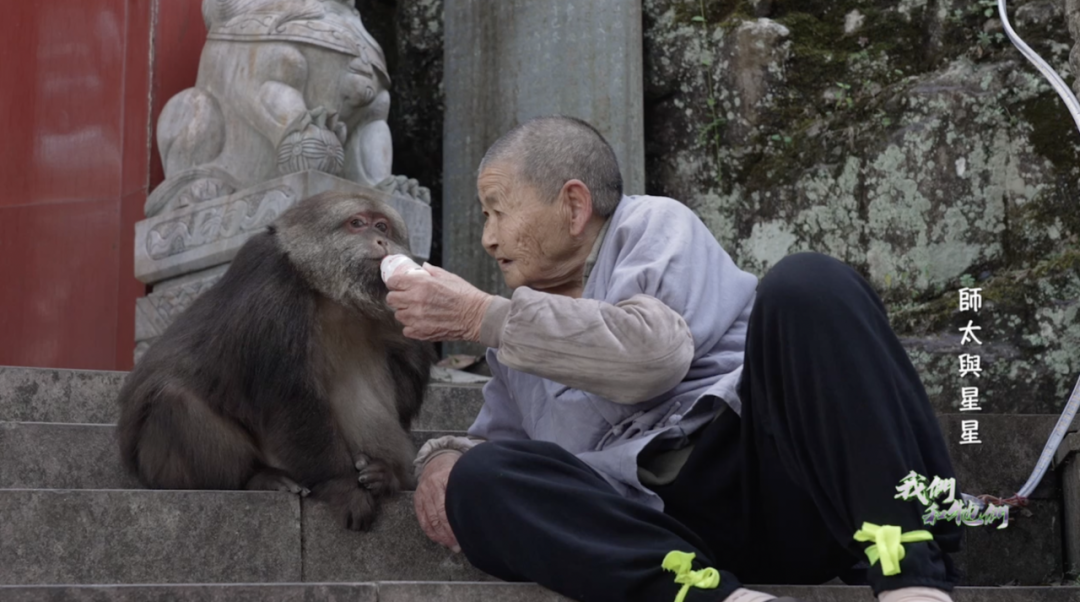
left=134, top=0, right=435, bottom=360
left=148, top=0, right=430, bottom=217
left=135, top=269, right=226, bottom=341
left=145, top=186, right=295, bottom=259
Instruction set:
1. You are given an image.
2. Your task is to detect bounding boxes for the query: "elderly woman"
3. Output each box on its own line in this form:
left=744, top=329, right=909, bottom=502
left=385, top=116, right=961, bottom=602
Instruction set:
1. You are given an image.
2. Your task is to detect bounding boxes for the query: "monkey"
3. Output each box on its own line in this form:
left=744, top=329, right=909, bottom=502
left=117, top=189, right=435, bottom=530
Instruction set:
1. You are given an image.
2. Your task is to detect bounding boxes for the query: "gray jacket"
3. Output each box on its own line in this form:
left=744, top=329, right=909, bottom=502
left=466, top=194, right=758, bottom=510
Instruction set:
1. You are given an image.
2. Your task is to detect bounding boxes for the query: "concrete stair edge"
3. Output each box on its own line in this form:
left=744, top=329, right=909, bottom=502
left=0, top=583, right=1077, bottom=602
left=1, top=364, right=1064, bottom=422
left=0, top=415, right=1065, bottom=498
left=0, top=488, right=1065, bottom=587
left=0, top=421, right=462, bottom=490
left=0, top=365, right=484, bottom=429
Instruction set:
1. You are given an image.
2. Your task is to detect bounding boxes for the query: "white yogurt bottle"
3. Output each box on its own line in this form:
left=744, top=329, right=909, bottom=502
left=381, top=254, right=430, bottom=283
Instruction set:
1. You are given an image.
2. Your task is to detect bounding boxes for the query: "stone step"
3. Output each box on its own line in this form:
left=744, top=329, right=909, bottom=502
left=0, top=366, right=483, bottom=429
left=0, top=422, right=459, bottom=490
left=0, top=490, right=485, bottom=585
left=0, top=364, right=1063, bottom=426
left=0, top=485, right=1063, bottom=587
left=0, top=415, right=1064, bottom=499
left=0, top=583, right=1077, bottom=602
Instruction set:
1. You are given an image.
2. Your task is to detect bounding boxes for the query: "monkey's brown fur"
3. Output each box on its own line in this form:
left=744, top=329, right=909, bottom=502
left=117, top=190, right=434, bottom=530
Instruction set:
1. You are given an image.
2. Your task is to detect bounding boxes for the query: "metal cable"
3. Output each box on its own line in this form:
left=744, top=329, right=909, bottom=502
left=957, top=1, right=1080, bottom=512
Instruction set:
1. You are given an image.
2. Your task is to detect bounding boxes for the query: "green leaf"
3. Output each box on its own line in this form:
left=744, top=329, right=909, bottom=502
left=701, top=57, right=713, bottom=66
left=691, top=15, right=706, bottom=22
left=706, top=97, right=716, bottom=108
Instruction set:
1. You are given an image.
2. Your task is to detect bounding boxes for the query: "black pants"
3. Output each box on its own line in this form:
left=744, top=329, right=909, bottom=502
left=445, top=252, right=962, bottom=601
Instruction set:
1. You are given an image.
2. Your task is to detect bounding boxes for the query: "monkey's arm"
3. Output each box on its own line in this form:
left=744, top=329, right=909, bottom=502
left=387, top=337, right=436, bottom=429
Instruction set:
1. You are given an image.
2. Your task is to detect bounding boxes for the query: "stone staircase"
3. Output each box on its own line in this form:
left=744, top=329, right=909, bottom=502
left=0, top=365, right=1076, bottom=601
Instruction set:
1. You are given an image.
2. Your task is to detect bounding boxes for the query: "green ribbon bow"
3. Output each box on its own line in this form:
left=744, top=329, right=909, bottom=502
left=853, top=522, right=934, bottom=576
left=661, top=551, right=720, bottom=602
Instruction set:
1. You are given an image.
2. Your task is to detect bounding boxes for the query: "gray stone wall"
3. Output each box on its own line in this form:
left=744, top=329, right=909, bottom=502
left=375, top=0, right=1078, bottom=411
left=642, top=0, right=1079, bottom=413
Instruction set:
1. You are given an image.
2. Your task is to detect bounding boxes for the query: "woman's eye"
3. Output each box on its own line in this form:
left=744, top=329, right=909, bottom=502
left=375, top=222, right=389, bottom=233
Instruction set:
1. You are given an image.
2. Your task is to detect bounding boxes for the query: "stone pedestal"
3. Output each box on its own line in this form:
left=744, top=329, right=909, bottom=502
left=134, top=170, right=431, bottom=362
left=443, top=0, right=645, bottom=301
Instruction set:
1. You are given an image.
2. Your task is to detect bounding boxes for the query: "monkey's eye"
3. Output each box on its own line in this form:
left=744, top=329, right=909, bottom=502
left=375, top=222, right=389, bottom=233
left=349, top=218, right=365, bottom=229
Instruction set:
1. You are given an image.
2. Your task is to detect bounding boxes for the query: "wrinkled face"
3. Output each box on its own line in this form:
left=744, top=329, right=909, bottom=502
left=477, top=162, right=579, bottom=291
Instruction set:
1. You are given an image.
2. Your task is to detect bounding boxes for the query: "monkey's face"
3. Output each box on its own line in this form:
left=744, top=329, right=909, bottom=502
left=275, top=191, right=412, bottom=314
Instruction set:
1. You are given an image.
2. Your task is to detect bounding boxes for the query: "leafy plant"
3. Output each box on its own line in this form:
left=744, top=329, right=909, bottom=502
left=835, top=82, right=854, bottom=109
left=692, top=0, right=726, bottom=182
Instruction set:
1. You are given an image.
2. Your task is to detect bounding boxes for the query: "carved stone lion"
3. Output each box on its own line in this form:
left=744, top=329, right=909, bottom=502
left=148, top=0, right=425, bottom=217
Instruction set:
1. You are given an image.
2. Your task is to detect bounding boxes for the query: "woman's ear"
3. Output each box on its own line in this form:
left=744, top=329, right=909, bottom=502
left=560, top=179, right=594, bottom=237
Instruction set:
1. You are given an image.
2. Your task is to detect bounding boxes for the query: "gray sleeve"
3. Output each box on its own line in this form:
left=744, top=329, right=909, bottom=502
left=413, top=435, right=484, bottom=479
left=476, top=288, right=694, bottom=404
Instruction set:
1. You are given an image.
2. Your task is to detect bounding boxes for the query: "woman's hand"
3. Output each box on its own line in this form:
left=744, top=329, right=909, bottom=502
left=414, top=452, right=461, bottom=552
left=386, top=264, right=493, bottom=342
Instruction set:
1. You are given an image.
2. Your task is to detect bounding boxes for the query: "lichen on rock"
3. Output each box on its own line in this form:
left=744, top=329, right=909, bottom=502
left=643, top=0, right=1079, bottom=430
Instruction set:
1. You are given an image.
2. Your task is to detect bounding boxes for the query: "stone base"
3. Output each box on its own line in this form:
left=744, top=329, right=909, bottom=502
left=134, top=264, right=227, bottom=359
left=134, top=170, right=431, bottom=285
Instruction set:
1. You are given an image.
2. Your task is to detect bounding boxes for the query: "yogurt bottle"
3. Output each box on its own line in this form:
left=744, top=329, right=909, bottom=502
left=381, top=254, right=430, bottom=283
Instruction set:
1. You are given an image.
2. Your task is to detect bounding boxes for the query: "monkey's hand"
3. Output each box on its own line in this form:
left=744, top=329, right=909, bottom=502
left=415, top=452, right=461, bottom=552
left=386, top=264, right=493, bottom=342
left=355, top=453, right=403, bottom=497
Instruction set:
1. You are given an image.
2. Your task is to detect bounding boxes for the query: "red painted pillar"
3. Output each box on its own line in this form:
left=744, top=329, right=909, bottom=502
left=0, top=0, right=205, bottom=371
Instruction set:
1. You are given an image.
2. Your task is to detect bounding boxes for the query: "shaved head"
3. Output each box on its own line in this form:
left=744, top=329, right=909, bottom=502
left=479, top=116, right=623, bottom=217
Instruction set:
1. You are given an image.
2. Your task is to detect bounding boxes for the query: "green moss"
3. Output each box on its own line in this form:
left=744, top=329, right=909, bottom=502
left=1030, top=248, right=1080, bottom=279
left=889, top=291, right=957, bottom=334
left=1006, top=190, right=1080, bottom=268
left=730, top=5, right=928, bottom=192
left=1019, top=93, right=1080, bottom=175
left=889, top=248, right=1080, bottom=335
left=672, top=0, right=750, bottom=26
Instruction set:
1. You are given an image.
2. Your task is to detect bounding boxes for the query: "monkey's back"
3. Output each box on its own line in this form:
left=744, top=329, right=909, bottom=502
left=116, top=232, right=322, bottom=476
